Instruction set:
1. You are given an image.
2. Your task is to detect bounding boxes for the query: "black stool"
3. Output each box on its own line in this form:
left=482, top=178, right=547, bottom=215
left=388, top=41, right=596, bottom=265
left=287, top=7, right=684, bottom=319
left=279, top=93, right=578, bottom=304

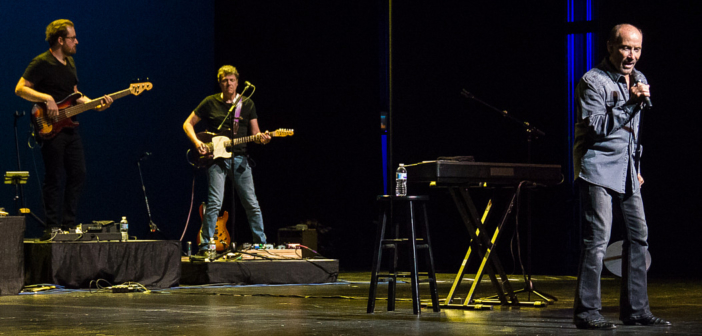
left=367, top=195, right=440, bottom=314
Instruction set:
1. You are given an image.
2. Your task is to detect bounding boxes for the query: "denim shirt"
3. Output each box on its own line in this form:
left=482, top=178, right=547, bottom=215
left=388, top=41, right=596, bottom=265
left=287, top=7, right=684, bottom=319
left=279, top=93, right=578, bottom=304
left=573, top=59, right=647, bottom=194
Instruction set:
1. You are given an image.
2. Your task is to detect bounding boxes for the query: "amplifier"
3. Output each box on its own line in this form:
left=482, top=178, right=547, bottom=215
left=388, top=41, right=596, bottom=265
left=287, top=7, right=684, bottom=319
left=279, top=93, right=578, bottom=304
left=277, top=228, right=317, bottom=258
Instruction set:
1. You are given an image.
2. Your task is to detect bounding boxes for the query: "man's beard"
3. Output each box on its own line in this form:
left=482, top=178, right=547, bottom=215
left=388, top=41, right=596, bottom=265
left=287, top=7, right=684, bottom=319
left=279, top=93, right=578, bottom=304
left=63, top=45, right=76, bottom=56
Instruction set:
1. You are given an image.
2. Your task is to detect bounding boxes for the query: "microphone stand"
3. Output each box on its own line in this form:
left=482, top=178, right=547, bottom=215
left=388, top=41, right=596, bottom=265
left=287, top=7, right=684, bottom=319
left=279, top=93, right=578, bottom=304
left=13, top=111, right=45, bottom=227
left=137, top=153, right=163, bottom=238
left=461, top=89, right=545, bottom=138
left=461, top=89, right=556, bottom=304
left=13, top=111, right=26, bottom=213
left=216, top=84, right=253, bottom=132
left=216, top=84, right=254, bottom=247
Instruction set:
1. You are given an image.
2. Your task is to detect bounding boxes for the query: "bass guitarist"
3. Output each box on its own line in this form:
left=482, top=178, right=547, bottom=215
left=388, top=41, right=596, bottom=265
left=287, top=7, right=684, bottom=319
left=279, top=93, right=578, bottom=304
left=183, top=65, right=270, bottom=257
left=15, top=19, right=113, bottom=240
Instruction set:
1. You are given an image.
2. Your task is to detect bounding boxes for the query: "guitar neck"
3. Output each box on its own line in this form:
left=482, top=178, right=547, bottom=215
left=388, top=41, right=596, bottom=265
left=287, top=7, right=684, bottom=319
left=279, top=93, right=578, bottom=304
left=62, top=88, right=132, bottom=118
left=224, top=134, right=261, bottom=148
left=225, top=131, right=285, bottom=147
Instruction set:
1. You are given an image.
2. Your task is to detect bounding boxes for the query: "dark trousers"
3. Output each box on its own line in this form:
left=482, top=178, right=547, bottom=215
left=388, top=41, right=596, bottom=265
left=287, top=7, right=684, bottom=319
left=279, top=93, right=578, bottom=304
left=574, top=179, right=651, bottom=323
left=40, top=129, right=86, bottom=228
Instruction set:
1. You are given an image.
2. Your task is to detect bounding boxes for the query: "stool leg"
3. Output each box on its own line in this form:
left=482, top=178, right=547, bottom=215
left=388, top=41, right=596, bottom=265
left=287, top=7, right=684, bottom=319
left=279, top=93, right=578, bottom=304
left=367, top=205, right=388, bottom=313
left=387, top=274, right=396, bottom=311
left=409, top=200, right=421, bottom=314
left=388, top=204, right=398, bottom=311
left=422, top=202, right=441, bottom=312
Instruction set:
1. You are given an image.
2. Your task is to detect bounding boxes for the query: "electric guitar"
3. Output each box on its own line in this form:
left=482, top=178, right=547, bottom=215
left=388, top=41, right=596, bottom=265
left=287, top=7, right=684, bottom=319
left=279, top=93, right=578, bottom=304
left=196, top=203, right=231, bottom=252
left=187, top=128, right=294, bottom=168
left=31, top=82, right=153, bottom=140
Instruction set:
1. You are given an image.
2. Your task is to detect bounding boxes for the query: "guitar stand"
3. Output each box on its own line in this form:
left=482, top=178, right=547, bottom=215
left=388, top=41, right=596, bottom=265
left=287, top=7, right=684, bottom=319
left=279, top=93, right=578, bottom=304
left=441, top=184, right=549, bottom=309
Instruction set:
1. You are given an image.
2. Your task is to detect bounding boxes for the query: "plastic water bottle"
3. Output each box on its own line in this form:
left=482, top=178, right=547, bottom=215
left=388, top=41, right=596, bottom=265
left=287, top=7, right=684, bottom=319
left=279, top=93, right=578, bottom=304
left=395, top=163, right=407, bottom=197
left=208, top=238, right=217, bottom=261
left=120, top=216, right=129, bottom=242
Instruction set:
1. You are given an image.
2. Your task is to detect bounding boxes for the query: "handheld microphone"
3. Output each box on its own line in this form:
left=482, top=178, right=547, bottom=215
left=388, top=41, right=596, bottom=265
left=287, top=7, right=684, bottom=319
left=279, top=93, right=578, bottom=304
left=635, top=80, right=652, bottom=108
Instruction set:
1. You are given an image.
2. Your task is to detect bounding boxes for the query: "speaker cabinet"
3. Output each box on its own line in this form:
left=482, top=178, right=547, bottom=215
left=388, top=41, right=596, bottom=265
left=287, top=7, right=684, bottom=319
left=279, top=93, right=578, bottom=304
left=277, top=228, right=318, bottom=258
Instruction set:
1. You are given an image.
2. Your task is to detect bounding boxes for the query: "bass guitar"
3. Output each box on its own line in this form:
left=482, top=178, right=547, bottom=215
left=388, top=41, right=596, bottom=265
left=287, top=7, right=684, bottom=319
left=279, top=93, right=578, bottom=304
left=31, top=82, right=153, bottom=140
left=197, top=203, right=231, bottom=252
left=187, top=128, right=294, bottom=168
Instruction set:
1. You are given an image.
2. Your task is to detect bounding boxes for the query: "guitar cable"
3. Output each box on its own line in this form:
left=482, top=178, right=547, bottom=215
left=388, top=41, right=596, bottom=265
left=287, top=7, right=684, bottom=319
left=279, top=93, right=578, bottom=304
left=179, top=168, right=198, bottom=242
left=27, top=123, right=48, bottom=226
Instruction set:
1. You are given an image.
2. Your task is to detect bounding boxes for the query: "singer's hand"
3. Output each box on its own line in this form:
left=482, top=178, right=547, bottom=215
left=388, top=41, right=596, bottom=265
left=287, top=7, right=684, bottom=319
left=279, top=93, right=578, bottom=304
left=638, top=173, right=644, bottom=187
left=631, top=82, right=651, bottom=103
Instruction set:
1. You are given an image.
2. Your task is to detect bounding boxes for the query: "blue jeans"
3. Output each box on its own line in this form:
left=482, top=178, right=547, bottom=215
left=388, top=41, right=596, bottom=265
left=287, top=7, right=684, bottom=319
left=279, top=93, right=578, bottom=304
left=574, top=180, right=651, bottom=323
left=199, top=155, right=266, bottom=250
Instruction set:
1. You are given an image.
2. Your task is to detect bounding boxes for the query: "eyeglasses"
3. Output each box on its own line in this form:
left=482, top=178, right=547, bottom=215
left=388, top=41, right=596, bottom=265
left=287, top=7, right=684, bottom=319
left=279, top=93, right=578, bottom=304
left=64, top=36, right=77, bottom=41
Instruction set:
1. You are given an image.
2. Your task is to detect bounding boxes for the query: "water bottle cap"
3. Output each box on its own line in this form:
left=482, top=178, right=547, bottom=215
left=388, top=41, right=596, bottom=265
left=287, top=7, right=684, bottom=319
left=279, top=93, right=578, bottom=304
left=122, top=216, right=127, bottom=220
left=399, top=163, right=404, bottom=166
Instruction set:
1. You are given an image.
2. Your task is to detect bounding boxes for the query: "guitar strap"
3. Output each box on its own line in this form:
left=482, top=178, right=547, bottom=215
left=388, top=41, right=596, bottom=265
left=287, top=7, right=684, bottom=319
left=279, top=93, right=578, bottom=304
left=234, top=94, right=243, bottom=119
left=231, top=94, right=243, bottom=135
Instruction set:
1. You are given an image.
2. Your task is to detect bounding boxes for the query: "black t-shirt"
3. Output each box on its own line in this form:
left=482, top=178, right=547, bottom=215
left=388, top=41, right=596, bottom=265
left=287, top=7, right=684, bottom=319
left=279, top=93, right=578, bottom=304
left=22, top=50, right=79, bottom=103
left=193, top=93, right=258, bottom=154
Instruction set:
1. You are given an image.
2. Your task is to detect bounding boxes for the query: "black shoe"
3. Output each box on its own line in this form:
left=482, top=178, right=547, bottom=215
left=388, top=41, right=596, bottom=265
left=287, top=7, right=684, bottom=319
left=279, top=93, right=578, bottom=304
left=623, top=316, right=671, bottom=326
left=189, top=250, right=209, bottom=261
left=575, top=319, right=617, bottom=330
left=195, top=250, right=209, bottom=257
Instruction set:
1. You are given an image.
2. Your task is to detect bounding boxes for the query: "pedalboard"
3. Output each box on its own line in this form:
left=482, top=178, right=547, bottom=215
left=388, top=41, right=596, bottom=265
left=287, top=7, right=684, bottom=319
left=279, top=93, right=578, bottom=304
left=50, top=221, right=122, bottom=242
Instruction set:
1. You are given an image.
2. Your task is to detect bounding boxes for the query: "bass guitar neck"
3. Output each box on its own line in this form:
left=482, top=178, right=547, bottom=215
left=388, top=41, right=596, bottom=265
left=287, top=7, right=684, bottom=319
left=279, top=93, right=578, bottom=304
left=31, top=82, right=153, bottom=139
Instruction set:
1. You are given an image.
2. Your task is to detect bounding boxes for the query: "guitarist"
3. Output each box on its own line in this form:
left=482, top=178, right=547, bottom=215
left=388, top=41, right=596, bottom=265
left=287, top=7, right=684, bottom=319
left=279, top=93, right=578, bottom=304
left=183, top=65, right=271, bottom=257
left=15, top=19, right=113, bottom=240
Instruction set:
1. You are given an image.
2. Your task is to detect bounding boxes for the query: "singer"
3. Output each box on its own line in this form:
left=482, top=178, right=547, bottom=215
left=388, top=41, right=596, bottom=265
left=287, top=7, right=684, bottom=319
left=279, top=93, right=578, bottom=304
left=572, top=24, right=669, bottom=329
left=183, top=65, right=271, bottom=257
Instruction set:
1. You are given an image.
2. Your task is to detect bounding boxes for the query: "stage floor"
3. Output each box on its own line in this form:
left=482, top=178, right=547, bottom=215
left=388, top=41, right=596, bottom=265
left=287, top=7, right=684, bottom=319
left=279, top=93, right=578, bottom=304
left=1, top=273, right=700, bottom=335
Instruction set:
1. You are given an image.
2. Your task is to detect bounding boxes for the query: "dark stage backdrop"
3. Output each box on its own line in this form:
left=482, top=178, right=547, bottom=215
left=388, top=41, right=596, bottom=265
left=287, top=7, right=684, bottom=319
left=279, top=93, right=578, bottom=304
left=2, top=1, right=700, bottom=277
left=212, top=1, right=383, bottom=264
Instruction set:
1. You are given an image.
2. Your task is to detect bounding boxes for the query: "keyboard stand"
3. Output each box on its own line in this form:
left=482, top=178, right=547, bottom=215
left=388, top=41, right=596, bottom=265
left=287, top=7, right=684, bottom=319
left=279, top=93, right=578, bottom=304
left=440, top=184, right=548, bottom=309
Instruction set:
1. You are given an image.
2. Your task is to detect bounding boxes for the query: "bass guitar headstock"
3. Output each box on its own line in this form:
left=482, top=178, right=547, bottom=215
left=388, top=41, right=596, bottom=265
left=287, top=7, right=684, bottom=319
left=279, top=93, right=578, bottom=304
left=130, top=82, right=153, bottom=96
